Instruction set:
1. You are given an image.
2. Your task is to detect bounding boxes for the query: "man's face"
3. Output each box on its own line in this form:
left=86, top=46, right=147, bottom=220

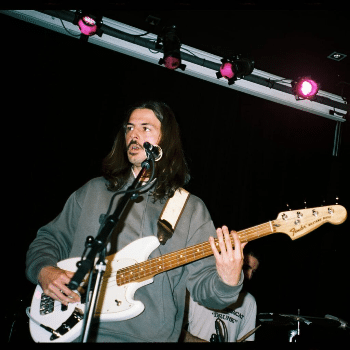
left=125, top=108, right=162, bottom=170
left=243, top=254, right=259, bottom=281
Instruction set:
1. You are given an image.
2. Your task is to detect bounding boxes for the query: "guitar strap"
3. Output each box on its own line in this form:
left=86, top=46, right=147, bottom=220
left=157, top=188, right=190, bottom=245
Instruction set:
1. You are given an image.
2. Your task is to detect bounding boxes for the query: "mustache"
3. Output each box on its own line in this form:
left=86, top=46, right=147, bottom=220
left=127, top=140, right=143, bottom=149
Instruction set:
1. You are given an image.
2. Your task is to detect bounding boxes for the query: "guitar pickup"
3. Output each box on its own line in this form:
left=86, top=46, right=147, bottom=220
left=40, top=292, right=69, bottom=314
left=40, top=293, right=55, bottom=315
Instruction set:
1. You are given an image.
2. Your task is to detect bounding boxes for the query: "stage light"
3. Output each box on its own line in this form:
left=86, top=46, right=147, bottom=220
left=291, top=77, right=319, bottom=100
left=73, top=10, right=103, bottom=40
left=156, top=25, right=186, bottom=71
left=216, top=56, right=254, bottom=85
left=78, top=16, right=98, bottom=36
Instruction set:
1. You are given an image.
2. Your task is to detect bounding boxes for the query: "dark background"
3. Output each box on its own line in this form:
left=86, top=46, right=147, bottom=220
left=3, top=3, right=350, bottom=344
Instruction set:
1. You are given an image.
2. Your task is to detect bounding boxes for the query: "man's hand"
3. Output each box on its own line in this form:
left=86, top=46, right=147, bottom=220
left=38, top=266, right=81, bottom=305
left=209, top=226, right=247, bottom=286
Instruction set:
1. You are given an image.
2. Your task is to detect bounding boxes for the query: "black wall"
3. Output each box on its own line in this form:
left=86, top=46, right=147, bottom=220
left=3, top=13, right=349, bottom=343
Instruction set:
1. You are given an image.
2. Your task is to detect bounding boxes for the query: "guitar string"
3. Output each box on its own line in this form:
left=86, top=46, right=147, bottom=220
left=82, top=208, right=338, bottom=301
left=41, top=208, right=335, bottom=306
left=69, top=225, right=268, bottom=318
left=101, top=223, right=274, bottom=288
left=105, top=208, right=332, bottom=288
left=100, top=207, right=338, bottom=288
left=34, top=221, right=269, bottom=337
left=37, top=208, right=339, bottom=320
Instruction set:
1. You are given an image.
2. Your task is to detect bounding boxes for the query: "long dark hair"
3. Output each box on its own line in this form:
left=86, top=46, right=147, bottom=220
left=102, top=100, right=190, bottom=201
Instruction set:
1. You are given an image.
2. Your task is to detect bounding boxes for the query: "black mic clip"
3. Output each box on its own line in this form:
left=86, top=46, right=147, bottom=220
left=143, top=142, right=162, bottom=161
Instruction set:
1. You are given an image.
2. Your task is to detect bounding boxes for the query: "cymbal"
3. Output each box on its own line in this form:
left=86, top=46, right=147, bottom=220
left=258, top=313, right=349, bottom=329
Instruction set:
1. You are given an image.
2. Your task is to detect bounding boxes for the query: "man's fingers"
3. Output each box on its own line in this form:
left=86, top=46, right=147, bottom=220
left=39, top=266, right=81, bottom=305
left=211, top=226, right=245, bottom=286
left=210, top=227, right=246, bottom=262
left=64, top=270, right=75, bottom=279
left=231, top=231, right=242, bottom=251
left=209, top=236, right=220, bottom=259
left=222, top=228, right=234, bottom=260
left=55, top=283, right=80, bottom=304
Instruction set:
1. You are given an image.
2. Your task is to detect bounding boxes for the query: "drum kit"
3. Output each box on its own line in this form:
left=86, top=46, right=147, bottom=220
left=257, top=310, right=349, bottom=343
left=209, top=309, right=349, bottom=343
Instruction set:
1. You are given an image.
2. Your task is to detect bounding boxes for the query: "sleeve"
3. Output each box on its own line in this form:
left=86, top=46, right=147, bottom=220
left=184, top=197, right=243, bottom=310
left=25, top=189, right=84, bottom=285
left=237, top=294, right=257, bottom=341
left=187, top=296, right=216, bottom=342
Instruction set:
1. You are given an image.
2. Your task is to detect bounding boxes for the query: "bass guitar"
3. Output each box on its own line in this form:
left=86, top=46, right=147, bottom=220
left=28, top=204, right=347, bottom=342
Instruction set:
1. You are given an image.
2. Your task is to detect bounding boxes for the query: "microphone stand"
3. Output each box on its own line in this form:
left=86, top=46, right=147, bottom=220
left=67, top=158, right=152, bottom=343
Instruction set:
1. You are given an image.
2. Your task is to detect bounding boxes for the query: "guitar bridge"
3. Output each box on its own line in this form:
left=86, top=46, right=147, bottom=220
left=50, top=307, right=84, bottom=341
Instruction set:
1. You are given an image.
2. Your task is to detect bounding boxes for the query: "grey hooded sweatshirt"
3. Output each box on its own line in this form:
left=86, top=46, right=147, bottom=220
left=26, top=175, right=243, bottom=342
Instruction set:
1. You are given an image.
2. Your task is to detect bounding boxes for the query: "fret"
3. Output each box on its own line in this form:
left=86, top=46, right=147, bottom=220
left=147, top=258, right=153, bottom=279
left=138, top=262, right=146, bottom=279
left=176, top=251, right=187, bottom=265
left=126, top=268, right=134, bottom=283
left=195, top=246, right=200, bottom=260
left=164, top=253, right=176, bottom=269
left=148, top=258, right=157, bottom=276
left=156, top=256, right=164, bottom=273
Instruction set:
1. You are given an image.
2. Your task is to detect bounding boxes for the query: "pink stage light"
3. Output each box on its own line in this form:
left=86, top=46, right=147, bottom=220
left=216, top=56, right=254, bottom=85
left=156, top=25, right=186, bottom=71
left=292, top=77, right=319, bottom=100
left=164, top=56, right=181, bottom=70
left=220, top=62, right=235, bottom=79
left=78, top=16, right=98, bottom=36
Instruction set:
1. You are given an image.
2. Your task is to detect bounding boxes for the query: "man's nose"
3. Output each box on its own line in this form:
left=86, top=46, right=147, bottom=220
left=129, top=128, right=140, bottom=140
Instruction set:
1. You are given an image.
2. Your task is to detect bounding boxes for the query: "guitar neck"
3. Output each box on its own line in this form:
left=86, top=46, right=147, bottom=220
left=116, top=221, right=275, bottom=286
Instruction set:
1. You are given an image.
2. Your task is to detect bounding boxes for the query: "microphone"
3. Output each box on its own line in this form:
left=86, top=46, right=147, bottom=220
left=143, top=142, right=163, bottom=161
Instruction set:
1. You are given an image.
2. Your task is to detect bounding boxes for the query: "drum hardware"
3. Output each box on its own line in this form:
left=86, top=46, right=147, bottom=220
left=258, top=311, right=350, bottom=342
left=324, top=314, right=350, bottom=330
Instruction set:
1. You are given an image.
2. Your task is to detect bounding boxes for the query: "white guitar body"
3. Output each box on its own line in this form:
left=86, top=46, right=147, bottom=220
left=29, top=236, right=160, bottom=343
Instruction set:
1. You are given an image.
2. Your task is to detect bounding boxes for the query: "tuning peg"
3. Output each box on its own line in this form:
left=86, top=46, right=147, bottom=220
left=335, top=196, right=339, bottom=205
left=304, top=199, right=307, bottom=208
left=321, top=199, right=326, bottom=207
left=286, top=203, right=291, bottom=211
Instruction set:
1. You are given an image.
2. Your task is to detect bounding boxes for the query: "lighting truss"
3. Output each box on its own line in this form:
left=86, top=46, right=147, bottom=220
left=1, top=9, right=348, bottom=123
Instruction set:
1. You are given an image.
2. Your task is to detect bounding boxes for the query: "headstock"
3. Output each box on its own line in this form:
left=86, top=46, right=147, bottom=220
left=271, top=205, right=347, bottom=240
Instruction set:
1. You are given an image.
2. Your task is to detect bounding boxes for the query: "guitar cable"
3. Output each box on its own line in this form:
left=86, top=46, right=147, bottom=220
left=25, top=306, right=57, bottom=335
left=26, top=288, right=83, bottom=340
left=26, top=304, right=84, bottom=341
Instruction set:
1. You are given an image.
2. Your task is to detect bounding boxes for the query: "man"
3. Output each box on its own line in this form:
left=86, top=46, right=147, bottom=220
left=183, top=244, right=260, bottom=342
left=26, top=100, right=247, bottom=342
